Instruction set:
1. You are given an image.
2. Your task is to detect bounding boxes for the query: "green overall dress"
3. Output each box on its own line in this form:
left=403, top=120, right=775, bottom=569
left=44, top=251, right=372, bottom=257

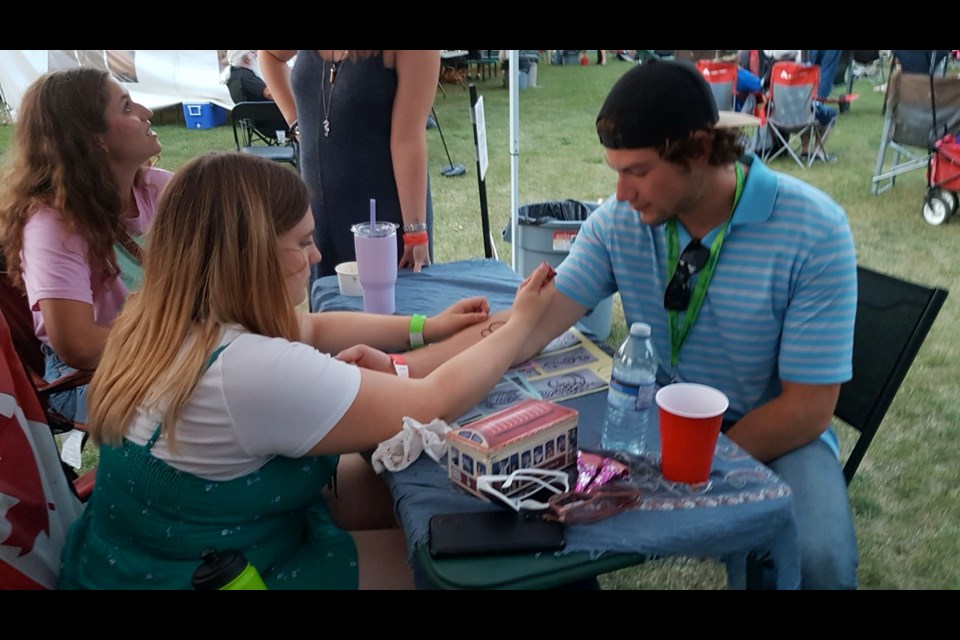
left=58, top=345, right=358, bottom=589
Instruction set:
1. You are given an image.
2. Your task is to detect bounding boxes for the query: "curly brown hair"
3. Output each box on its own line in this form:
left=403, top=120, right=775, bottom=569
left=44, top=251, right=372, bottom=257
left=0, top=67, right=148, bottom=290
left=656, top=127, right=745, bottom=169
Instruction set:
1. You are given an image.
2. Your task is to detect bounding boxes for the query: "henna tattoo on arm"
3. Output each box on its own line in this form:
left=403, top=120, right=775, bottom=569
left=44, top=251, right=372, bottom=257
left=480, top=320, right=507, bottom=337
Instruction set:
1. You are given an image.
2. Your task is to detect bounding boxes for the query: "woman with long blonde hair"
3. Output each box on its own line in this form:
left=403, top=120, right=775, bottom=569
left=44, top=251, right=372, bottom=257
left=58, top=152, right=556, bottom=589
left=0, top=67, right=170, bottom=422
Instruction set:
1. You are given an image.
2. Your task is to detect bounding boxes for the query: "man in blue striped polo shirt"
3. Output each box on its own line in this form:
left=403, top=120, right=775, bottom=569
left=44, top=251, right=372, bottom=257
left=568, top=60, right=859, bottom=589
left=408, top=60, right=859, bottom=589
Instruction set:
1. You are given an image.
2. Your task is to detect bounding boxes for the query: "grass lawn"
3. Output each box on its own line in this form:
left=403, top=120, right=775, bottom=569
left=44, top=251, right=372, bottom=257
left=1, top=55, right=957, bottom=589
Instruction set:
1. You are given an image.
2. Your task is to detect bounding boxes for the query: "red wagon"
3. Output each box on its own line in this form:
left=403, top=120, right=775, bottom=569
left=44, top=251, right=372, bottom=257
left=924, top=134, right=960, bottom=225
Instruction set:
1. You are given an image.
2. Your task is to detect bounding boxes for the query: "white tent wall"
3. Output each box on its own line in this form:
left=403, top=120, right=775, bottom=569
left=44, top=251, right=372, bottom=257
left=0, top=50, right=232, bottom=121
left=1, top=49, right=527, bottom=268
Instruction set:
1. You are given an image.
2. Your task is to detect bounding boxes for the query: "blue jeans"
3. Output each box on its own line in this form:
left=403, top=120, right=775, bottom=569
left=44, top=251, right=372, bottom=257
left=807, top=50, right=842, bottom=99
left=815, top=103, right=837, bottom=127
left=728, top=436, right=859, bottom=589
left=41, top=343, right=89, bottom=423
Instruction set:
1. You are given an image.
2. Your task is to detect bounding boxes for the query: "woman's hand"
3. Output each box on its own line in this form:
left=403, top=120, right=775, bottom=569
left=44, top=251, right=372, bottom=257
left=509, top=262, right=556, bottom=330
left=335, top=344, right=394, bottom=374
left=516, top=262, right=556, bottom=292
left=425, top=296, right=491, bottom=343
left=399, top=243, right=430, bottom=273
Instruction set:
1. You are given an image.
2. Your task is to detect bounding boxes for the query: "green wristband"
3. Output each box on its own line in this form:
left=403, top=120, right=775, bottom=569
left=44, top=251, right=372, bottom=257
left=409, top=314, right=426, bottom=349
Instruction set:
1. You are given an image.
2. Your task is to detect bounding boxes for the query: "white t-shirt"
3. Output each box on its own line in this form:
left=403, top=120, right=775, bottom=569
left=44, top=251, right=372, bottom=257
left=125, top=326, right=362, bottom=481
left=763, top=50, right=802, bottom=62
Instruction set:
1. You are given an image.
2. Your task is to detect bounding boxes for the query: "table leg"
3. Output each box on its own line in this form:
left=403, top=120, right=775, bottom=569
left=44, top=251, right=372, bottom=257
left=745, top=551, right=777, bottom=590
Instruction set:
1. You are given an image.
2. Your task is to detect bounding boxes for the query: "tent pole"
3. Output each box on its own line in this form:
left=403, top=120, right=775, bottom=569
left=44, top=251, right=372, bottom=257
left=509, top=50, right=520, bottom=272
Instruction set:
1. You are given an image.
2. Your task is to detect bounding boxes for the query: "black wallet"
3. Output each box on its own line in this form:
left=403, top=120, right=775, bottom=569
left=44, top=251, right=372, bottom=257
left=428, top=510, right=566, bottom=558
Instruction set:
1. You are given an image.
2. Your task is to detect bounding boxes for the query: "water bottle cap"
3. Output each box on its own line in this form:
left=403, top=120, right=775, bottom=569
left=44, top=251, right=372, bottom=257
left=191, top=548, right=250, bottom=590
left=629, top=322, right=651, bottom=338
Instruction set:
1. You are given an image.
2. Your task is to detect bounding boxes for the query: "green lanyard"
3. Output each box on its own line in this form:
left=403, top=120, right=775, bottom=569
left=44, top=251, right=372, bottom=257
left=667, top=162, right=744, bottom=368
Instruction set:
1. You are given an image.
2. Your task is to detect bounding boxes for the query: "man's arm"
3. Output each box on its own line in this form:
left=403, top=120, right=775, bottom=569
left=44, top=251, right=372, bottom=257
left=725, top=380, right=840, bottom=462
left=240, top=72, right=271, bottom=101
left=726, top=205, right=856, bottom=462
left=403, top=290, right=588, bottom=377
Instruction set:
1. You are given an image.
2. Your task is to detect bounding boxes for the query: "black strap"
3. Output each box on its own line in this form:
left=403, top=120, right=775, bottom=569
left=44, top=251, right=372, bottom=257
left=117, top=232, right=143, bottom=265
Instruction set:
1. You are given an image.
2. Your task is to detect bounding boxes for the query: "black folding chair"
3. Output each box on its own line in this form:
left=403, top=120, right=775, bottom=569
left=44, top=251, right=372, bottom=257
left=230, top=101, right=298, bottom=168
left=836, top=265, right=948, bottom=484
left=746, top=265, right=947, bottom=587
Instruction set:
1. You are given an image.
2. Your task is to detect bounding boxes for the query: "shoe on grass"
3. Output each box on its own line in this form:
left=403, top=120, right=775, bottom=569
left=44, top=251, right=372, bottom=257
left=801, top=151, right=838, bottom=164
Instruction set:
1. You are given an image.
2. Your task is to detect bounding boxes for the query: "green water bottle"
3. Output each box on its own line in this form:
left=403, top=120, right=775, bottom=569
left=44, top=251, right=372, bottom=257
left=192, top=548, right=267, bottom=590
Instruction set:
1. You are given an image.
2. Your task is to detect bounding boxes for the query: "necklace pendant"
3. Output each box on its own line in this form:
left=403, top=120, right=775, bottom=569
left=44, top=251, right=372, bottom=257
left=329, top=64, right=337, bottom=84
left=323, top=118, right=330, bottom=137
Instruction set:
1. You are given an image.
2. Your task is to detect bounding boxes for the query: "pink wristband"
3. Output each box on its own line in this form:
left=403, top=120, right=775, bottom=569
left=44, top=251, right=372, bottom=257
left=389, top=354, right=409, bottom=378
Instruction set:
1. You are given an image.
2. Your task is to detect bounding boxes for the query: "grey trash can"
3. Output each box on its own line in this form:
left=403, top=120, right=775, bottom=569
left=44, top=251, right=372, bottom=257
left=503, top=199, right=614, bottom=340
left=502, top=53, right=539, bottom=90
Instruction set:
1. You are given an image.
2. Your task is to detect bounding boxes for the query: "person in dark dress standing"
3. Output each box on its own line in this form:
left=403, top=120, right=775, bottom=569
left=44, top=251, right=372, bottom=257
left=259, top=50, right=438, bottom=287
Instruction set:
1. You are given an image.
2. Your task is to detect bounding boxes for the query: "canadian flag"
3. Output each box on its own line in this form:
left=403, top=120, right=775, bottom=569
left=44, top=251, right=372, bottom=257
left=0, top=314, right=82, bottom=590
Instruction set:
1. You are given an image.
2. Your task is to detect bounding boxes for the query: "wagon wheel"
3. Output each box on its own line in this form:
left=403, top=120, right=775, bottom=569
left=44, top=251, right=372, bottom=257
left=922, top=187, right=956, bottom=226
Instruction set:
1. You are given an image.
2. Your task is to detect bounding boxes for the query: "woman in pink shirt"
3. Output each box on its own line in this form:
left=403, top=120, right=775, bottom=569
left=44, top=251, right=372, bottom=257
left=0, top=67, right=172, bottom=422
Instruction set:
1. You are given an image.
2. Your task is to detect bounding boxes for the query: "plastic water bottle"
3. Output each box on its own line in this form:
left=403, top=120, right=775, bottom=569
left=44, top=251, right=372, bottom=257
left=192, top=548, right=267, bottom=590
left=601, top=322, right=658, bottom=455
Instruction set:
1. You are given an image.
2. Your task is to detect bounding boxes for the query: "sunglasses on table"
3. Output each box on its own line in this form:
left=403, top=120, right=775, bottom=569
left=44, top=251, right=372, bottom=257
left=476, top=469, right=570, bottom=513
left=663, top=238, right=711, bottom=311
left=544, top=484, right=645, bottom=524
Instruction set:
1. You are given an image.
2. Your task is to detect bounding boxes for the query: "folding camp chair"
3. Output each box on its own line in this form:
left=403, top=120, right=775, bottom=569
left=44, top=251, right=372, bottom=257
left=636, top=50, right=674, bottom=64
left=871, top=68, right=960, bottom=195
left=696, top=60, right=738, bottom=111
left=0, top=257, right=92, bottom=436
left=837, top=266, right=948, bottom=484
left=230, top=102, right=298, bottom=168
left=0, top=311, right=90, bottom=590
left=846, top=50, right=887, bottom=95
left=745, top=264, right=947, bottom=588
left=440, top=50, right=469, bottom=90
left=761, top=61, right=829, bottom=168
left=466, top=50, right=499, bottom=82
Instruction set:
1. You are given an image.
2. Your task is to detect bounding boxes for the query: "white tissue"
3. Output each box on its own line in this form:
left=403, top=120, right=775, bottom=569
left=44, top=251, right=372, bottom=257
left=371, top=416, right=451, bottom=473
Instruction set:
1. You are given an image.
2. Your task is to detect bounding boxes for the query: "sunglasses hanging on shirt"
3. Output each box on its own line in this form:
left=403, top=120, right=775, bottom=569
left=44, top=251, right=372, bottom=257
left=663, top=238, right=711, bottom=311
left=664, top=162, right=745, bottom=368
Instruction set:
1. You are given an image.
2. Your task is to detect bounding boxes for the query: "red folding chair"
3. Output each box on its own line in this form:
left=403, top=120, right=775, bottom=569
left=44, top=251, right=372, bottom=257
left=698, top=60, right=767, bottom=155
left=696, top=60, right=738, bottom=111
left=761, top=61, right=829, bottom=168
left=0, top=311, right=90, bottom=590
left=0, top=259, right=93, bottom=436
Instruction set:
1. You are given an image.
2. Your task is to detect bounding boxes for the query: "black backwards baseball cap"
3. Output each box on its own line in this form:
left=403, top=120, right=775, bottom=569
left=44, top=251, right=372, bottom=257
left=596, top=59, right=760, bottom=149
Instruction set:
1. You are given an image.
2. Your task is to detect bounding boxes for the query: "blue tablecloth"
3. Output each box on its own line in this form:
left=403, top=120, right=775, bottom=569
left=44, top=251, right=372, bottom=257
left=312, top=258, right=522, bottom=317
left=313, top=258, right=801, bottom=589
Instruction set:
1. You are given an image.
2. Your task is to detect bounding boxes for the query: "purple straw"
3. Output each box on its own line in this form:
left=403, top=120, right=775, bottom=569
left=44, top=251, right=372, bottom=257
left=370, top=198, right=376, bottom=235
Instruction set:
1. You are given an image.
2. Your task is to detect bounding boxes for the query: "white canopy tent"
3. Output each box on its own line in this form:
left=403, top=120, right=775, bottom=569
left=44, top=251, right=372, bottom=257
left=0, top=49, right=528, bottom=268
left=0, top=50, right=232, bottom=120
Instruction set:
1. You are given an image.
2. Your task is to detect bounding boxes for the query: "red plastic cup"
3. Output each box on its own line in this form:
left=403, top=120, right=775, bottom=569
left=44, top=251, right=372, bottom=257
left=655, top=383, right=729, bottom=484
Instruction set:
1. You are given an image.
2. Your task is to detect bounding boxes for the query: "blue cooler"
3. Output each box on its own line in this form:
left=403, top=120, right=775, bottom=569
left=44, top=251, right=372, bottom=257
left=182, top=102, right=228, bottom=130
